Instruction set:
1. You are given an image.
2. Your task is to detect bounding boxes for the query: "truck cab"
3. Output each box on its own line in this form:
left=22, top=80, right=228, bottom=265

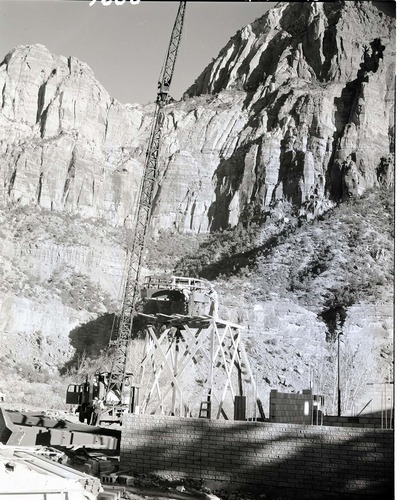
left=66, top=372, right=136, bottom=425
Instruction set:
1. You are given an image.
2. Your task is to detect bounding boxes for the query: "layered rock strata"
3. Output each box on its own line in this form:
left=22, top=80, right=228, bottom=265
left=0, top=2, right=395, bottom=232
left=0, top=2, right=394, bottom=404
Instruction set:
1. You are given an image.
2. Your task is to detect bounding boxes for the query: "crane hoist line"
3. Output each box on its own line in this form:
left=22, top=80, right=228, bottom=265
left=65, top=2, right=187, bottom=424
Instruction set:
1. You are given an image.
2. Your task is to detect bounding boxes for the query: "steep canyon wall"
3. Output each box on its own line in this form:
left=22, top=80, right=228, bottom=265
left=0, top=1, right=394, bottom=407
left=0, top=2, right=395, bottom=231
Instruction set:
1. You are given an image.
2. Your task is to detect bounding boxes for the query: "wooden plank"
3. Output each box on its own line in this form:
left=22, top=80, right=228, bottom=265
left=139, top=312, right=245, bottom=328
left=147, top=327, right=189, bottom=411
left=215, top=325, right=242, bottom=419
left=147, top=327, right=210, bottom=415
left=178, top=327, right=211, bottom=371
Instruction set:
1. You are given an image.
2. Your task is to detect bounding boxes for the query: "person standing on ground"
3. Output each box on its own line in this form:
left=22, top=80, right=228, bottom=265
left=91, top=397, right=105, bottom=425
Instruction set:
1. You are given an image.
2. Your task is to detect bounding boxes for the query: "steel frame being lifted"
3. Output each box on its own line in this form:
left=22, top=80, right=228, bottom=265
left=135, top=313, right=264, bottom=420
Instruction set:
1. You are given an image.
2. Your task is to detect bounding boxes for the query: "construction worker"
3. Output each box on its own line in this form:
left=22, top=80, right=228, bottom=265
left=91, top=397, right=105, bottom=425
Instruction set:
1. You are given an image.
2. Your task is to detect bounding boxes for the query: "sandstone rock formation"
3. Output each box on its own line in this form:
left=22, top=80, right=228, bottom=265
left=0, top=2, right=395, bottom=232
left=0, top=44, right=150, bottom=227
left=0, top=1, right=394, bottom=411
left=184, top=1, right=395, bottom=227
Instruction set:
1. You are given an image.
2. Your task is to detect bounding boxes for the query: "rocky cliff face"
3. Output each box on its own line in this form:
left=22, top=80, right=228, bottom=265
left=184, top=1, right=395, bottom=227
left=0, top=1, right=394, bottom=410
left=0, top=44, right=149, bottom=226
left=0, top=2, right=395, bottom=232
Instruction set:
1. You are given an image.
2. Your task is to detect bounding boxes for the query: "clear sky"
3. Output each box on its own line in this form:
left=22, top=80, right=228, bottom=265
left=0, top=0, right=278, bottom=105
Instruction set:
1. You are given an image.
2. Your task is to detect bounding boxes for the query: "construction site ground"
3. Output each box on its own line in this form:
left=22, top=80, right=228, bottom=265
left=0, top=404, right=266, bottom=500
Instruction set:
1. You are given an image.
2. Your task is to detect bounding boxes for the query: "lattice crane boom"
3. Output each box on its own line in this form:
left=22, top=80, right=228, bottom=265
left=106, top=2, right=187, bottom=402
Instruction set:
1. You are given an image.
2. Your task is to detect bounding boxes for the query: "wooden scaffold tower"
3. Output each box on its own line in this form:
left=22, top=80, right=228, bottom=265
left=131, top=277, right=265, bottom=420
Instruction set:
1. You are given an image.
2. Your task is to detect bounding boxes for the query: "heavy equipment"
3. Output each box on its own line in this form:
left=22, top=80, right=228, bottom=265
left=66, top=1, right=187, bottom=424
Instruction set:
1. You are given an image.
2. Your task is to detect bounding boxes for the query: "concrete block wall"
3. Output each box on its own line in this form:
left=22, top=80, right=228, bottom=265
left=121, top=415, right=393, bottom=498
left=269, top=389, right=321, bottom=424
left=323, top=415, right=394, bottom=429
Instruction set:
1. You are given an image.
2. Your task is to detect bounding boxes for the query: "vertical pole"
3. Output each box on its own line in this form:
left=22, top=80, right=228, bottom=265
left=337, top=344, right=340, bottom=417
left=254, top=371, right=258, bottom=421
left=385, top=383, right=388, bottom=429
left=381, top=387, right=384, bottom=429
left=207, top=321, right=215, bottom=419
left=171, top=330, right=180, bottom=416
left=311, top=394, right=314, bottom=425
left=389, top=367, right=393, bottom=430
left=236, top=339, right=243, bottom=397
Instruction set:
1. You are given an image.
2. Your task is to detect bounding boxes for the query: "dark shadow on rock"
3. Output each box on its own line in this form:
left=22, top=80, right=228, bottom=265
left=243, top=31, right=292, bottom=101
left=208, top=142, right=259, bottom=232
left=244, top=87, right=293, bottom=130
left=326, top=39, right=386, bottom=201
left=276, top=148, right=306, bottom=207
left=182, top=225, right=294, bottom=281
left=60, top=313, right=116, bottom=374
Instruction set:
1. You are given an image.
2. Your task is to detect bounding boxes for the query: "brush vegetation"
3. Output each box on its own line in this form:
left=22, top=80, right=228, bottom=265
left=0, top=187, right=393, bottom=414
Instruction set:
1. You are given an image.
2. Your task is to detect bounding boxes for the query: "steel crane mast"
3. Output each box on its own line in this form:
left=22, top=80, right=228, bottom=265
left=106, top=2, right=187, bottom=403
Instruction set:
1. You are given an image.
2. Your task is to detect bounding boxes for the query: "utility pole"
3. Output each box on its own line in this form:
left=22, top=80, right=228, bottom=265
left=336, top=314, right=343, bottom=417
left=337, top=332, right=341, bottom=417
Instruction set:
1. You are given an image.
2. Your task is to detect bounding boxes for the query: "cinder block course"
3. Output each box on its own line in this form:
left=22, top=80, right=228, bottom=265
left=121, top=415, right=393, bottom=497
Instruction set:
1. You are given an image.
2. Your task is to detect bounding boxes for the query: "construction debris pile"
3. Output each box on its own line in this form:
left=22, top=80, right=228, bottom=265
left=0, top=444, right=101, bottom=500
left=64, top=454, right=276, bottom=500
left=0, top=441, right=270, bottom=500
